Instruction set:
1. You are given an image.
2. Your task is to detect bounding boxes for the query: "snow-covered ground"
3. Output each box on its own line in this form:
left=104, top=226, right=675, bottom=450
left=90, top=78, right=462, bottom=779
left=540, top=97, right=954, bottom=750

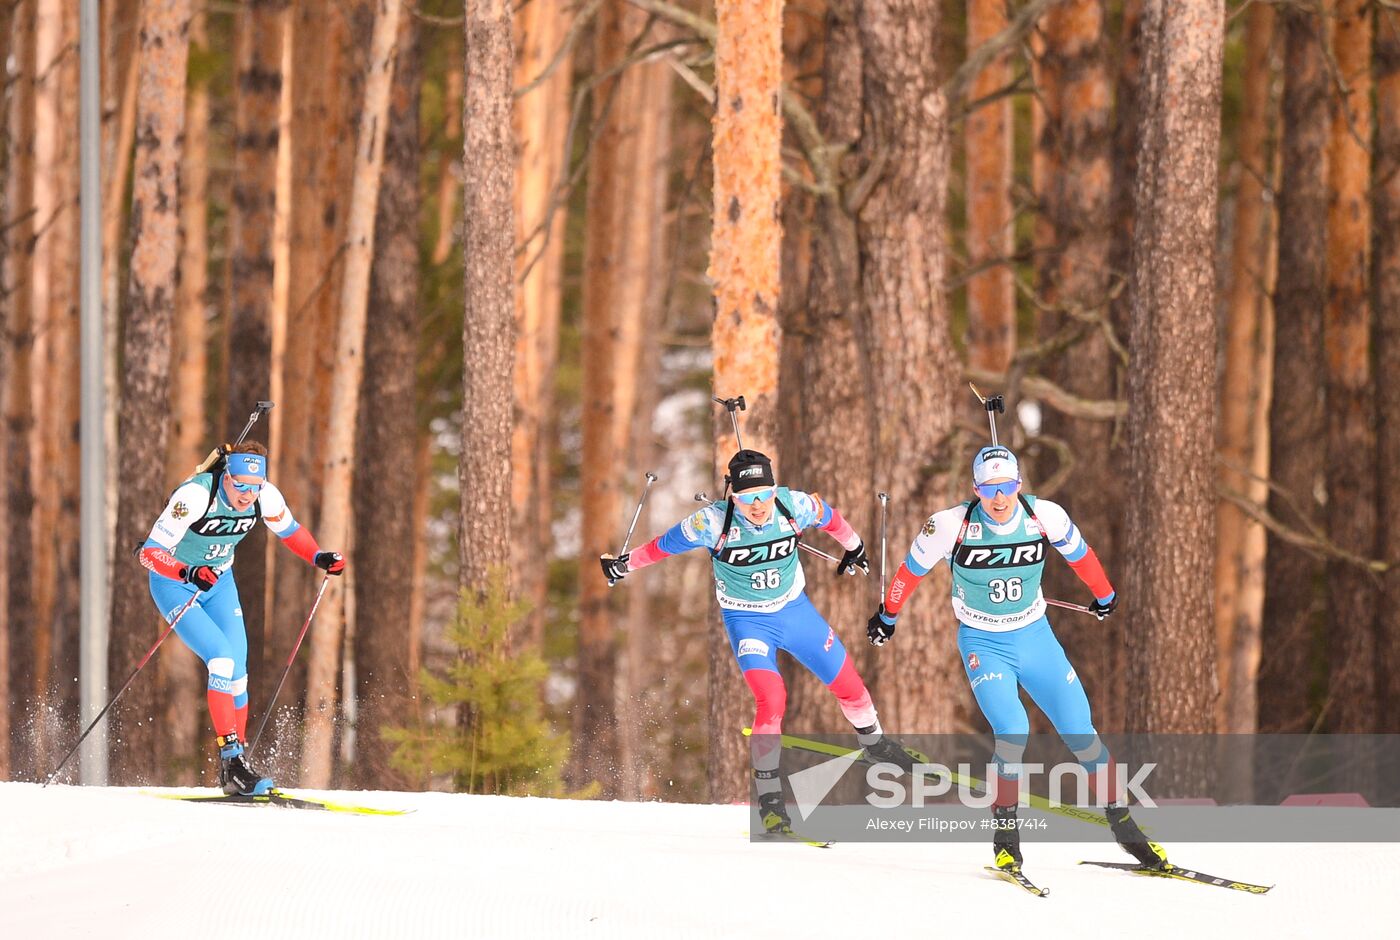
left=1, top=781, right=1391, bottom=938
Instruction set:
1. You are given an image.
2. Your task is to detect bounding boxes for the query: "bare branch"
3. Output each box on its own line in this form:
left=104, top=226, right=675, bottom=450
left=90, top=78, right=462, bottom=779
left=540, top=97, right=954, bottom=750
left=1219, top=485, right=1388, bottom=576
left=945, top=0, right=1065, bottom=106
left=966, top=367, right=1127, bottom=421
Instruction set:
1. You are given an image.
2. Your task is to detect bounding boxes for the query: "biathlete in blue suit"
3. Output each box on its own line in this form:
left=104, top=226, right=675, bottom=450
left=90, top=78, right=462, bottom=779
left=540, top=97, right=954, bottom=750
left=601, top=449, right=915, bottom=837
left=869, top=445, right=1168, bottom=872
left=139, top=441, right=345, bottom=795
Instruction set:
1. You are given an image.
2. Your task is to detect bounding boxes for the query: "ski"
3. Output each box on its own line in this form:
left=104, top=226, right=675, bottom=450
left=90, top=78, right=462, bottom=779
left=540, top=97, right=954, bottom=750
left=754, top=728, right=1113, bottom=831
left=146, top=788, right=409, bottom=817
left=1078, top=860, right=1272, bottom=894
left=984, top=865, right=1049, bottom=897
left=746, top=829, right=834, bottom=848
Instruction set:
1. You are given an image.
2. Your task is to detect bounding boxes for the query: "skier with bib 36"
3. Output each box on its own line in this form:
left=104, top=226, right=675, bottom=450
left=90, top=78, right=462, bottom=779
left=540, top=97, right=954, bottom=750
left=868, top=445, right=1167, bottom=873
left=138, top=441, right=345, bottom=795
left=601, top=449, right=915, bottom=839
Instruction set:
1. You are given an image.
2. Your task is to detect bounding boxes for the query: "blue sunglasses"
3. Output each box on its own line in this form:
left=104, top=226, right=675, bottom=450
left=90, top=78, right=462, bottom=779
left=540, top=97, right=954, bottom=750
left=732, top=486, right=776, bottom=505
left=974, top=479, right=1020, bottom=500
left=229, top=477, right=264, bottom=494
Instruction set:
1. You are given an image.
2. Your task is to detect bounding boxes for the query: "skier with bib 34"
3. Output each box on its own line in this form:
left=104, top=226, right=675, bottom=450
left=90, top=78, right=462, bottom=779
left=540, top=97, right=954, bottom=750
left=138, top=441, right=345, bottom=795
left=868, top=445, right=1168, bottom=873
left=601, top=449, right=915, bottom=839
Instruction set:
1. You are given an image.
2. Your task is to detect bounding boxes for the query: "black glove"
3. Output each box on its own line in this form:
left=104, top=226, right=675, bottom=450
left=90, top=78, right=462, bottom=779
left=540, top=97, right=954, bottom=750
left=184, top=565, right=219, bottom=592
left=867, top=604, right=896, bottom=646
left=314, top=551, right=346, bottom=575
left=836, top=541, right=869, bottom=577
left=1089, top=594, right=1117, bottom=620
left=600, top=553, right=630, bottom=585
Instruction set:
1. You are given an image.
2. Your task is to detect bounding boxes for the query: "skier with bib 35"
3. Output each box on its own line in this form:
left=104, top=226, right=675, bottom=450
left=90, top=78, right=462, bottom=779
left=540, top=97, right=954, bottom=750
left=138, top=441, right=346, bottom=795
left=601, top=449, right=915, bottom=838
left=868, top=445, right=1167, bottom=873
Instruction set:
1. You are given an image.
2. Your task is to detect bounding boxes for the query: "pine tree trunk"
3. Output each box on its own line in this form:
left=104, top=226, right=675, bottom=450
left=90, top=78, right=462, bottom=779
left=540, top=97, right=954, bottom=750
left=965, top=0, right=1014, bottom=374
left=511, top=0, right=572, bottom=649
left=227, top=0, right=289, bottom=713
left=109, top=0, right=191, bottom=785
left=1258, top=4, right=1329, bottom=733
left=160, top=8, right=213, bottom=784
left=300, top=0, right=401, bottom=788
left=1037, top=0, right=1122, bottom=734
left=1216, top=0, right=1275, bottom=733
left=3, top=0, right=37, bottom=779
left=778, top=0, right=872, bottom=739
left=1376, top=3, right=1400, bottom=730
left=432, top=68, right=462, bottom=265
left=856, top=0, right=961, bottom=734
left=30, top=0, right=82, bottom=773
left=1323, top=0, right=1375, bottom=733
left=1121, top=0, right=1222, bottom=734
left=1109, top=0, right=1143, bottom=345
left=458, top=0, right=515, bottom=579
left=575, top=0, right=665, bottom=799
left=352, top=4, right=420, bottom=791
left=708, top=0, right=784, bottom=803
left=265, top=0, right=349, bottom=768
left=0, top=0, right=11, bottom=781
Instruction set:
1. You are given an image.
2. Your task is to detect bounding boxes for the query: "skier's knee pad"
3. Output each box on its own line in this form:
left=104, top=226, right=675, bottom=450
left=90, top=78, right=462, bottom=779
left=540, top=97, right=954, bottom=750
left=206, top=656, right=235, bottom=694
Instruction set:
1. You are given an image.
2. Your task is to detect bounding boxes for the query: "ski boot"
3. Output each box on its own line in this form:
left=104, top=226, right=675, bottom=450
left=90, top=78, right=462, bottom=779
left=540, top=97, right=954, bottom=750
left=1105, top=804, right=1169, bottom=870
left=757, top=791, right=795, bottom=838
left=217, top=732, right=274, bottom=796
left=991, top=804, right=1023, bottom=871
left=862, top=735, right=917, bottom=773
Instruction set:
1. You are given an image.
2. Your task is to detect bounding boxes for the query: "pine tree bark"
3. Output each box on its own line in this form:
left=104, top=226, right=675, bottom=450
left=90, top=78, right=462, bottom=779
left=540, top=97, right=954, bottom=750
left=1108, top=0, right=1143, bottom=345
left=3, top=0, right=37, bottom=779
left=109, top=0, right=190, bottom=784
left=1122, top=0, right=1222, bottom=733
left=778, top=0, right=873, bottom=738
left=856, top=0, right=961, bottom=733
left=265, top=0, right=350, bottom=766
left=965, top=0, right=1015, bottom=374
left=1375, top=5, right=1400, bottom=730
left=31, top=0, right=82, bottom=771
left=708, top=0, right=784, bottom=803
left=575, top=1, right=667, bottom=797
left=1258, top=4, right=1329, bottom=733
left=458, top=0, right=516, bottom=590
left=352, top=5, right=419, bottom=790
left=227, top=0, right=289, bottom=711
left=1322, top=0, right=1375, bottom=733
left=1036, top=0, right=1122, bottom=733
left=1216, top=0, right=1276, bottom=733
left=159, top=8, right=213, bottom=783
left=0, top=0, right=11, bottom=781
left=511, top=0, right=572, bottom=650
left=301, top=0, right=401, bottom=787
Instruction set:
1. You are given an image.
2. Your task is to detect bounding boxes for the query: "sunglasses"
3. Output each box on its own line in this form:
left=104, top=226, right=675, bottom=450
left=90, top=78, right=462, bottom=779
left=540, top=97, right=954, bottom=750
left=974, top=479, right=1020, bottom=500
left=229, top=477, right=264, bottom=494
left=732, top=486, right=776, bottom=505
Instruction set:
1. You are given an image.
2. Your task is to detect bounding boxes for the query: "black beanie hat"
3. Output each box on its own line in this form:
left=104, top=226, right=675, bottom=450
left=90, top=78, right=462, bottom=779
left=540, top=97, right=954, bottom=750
left=727, top=449, right=776, bottom=490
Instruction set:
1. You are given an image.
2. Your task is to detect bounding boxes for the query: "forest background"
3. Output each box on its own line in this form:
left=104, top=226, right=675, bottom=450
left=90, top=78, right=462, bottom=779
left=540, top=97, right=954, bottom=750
left=2, top=0, right=1397, bottom=802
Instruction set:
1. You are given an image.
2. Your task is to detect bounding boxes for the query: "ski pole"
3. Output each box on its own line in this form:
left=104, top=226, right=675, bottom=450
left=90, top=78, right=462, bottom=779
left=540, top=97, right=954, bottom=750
left=44, top=591, right=202, bottom=786
left=605, top=472, right=658, bottom=588
left=878, top=492, right=889, bottom=599
left=713, top=395, right=747, bottom=451
left=1045, top=597, right=1094, bottom=615
left=249, top=573, right=331, bottom=756
left=234, top=401, right=275, bottom=445
left=968, top=383, right=1005, bottom=446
